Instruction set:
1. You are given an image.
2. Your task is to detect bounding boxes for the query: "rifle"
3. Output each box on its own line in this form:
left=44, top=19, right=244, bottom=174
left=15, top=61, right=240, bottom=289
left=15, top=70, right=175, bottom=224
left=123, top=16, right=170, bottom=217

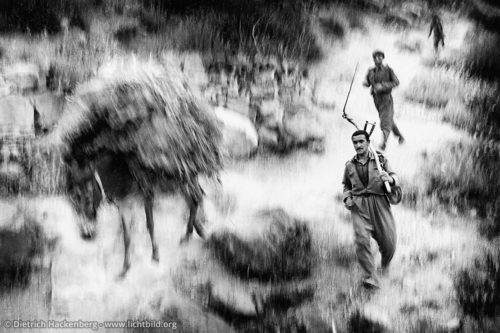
left=342, top=63, right=359, bottom=130
left=364, top=121, right=391, bottom=194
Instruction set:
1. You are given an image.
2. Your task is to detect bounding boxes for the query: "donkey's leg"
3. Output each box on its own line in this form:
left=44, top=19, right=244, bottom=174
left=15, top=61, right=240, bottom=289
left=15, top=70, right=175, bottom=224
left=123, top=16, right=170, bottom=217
left=144, top=193, right=159, bottom=262
left=118, top=213, right=131, bottom=279
left=193, top=198, right=207, bottom=239
left=180, top=181, right=206, bottom=244
left=179, top=197, right=195, bottom=245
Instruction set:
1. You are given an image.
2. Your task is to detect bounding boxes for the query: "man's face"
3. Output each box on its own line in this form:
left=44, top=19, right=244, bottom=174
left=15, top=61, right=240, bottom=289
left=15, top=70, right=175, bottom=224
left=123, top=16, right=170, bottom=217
left=373, top=54, right=384, bottom=67
left=352, top=134, right=369, bottom=155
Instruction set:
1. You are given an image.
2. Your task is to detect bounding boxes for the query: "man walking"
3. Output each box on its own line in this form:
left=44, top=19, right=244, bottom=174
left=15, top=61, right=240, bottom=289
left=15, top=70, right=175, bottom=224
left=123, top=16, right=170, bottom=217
left=363, top=50, right=404, bottom=151
left=429, top=13, right=445, bottom=53
left=342, top=130, right=398, bottom=289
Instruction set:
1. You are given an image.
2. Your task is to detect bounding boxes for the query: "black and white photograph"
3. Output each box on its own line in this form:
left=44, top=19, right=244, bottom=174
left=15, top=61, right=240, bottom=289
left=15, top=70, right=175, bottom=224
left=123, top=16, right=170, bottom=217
left=0, top=0, right=498, bottom=332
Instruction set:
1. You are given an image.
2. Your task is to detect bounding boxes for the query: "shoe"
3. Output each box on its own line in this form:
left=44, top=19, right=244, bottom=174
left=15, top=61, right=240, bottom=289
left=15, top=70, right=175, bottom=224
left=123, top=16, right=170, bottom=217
left=398, top=136, right=405, bottom=145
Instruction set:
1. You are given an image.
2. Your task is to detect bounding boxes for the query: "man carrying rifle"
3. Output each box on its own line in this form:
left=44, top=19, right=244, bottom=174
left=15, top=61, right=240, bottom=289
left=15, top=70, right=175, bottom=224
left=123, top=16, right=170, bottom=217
left=363, top=50, right=404, bottom=151
left=342, top=129, right=399, bottom=289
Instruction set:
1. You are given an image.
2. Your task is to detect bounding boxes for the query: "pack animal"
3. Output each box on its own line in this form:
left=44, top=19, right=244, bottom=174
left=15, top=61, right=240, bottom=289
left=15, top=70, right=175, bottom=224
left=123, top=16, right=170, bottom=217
left=66, top=153, right=207, bottom=278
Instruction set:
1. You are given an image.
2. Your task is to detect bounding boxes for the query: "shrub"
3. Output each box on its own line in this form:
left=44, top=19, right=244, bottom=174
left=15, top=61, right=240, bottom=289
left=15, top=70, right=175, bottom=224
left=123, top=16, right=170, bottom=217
left=207, top=208, right=314, bottom=282
left=454, top=249, right=500, bottom=318
left=418, top=138, right=500, bottom=236
left=464, top=83, right=500, bottom=140
left=404, top=68, right=464, bottom=108
left=0, top=0, right=96, bottom=34
left=461, top=26, right=500, bottom=80
left=137, top=0, right=322, bottom=64
left=0, top=209, right=46, bottom=292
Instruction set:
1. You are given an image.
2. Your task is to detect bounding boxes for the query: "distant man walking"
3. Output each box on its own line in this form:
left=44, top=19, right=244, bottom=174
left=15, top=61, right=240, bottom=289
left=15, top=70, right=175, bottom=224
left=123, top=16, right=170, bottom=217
left=343, top=130, right=398, bottom=289
left=428, top=13, right=445, bottom=53
left=363, top=50, right=404, bottom=151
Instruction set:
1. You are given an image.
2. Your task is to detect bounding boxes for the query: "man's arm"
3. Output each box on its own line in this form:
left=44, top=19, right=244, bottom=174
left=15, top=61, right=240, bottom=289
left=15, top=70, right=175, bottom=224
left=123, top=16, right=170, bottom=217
left=362, top=70, right=371, bottom=87
left=342, top=166, right=353, bottom=201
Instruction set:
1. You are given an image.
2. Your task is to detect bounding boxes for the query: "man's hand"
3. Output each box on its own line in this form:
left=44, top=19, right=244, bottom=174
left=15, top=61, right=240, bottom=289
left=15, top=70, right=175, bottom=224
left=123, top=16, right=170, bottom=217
left=344, top=197, right=355, bottom=210
left=380, top=171, right=393, bottom=184
left=373, top=83, right=383, bottom=93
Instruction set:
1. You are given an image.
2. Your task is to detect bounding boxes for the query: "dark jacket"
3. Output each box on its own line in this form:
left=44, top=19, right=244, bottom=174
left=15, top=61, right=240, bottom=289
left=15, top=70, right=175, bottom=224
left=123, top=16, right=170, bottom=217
left=363, top=65, right=399, bottom=96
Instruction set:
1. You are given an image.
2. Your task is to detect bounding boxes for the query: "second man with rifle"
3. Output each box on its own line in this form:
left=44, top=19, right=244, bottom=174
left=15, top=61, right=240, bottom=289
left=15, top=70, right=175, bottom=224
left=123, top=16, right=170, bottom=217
left=363, top=50, right=405, bottom=151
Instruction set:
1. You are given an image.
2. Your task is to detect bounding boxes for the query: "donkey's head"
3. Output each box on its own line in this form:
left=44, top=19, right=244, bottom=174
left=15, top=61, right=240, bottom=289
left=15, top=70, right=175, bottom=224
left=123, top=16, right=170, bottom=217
left=65, top=157, right=103, bottom=239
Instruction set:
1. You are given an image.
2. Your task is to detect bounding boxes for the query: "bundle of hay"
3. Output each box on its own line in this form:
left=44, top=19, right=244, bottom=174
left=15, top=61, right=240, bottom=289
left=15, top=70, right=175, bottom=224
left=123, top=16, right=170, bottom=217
left=56, top=56, right=223, bottom=193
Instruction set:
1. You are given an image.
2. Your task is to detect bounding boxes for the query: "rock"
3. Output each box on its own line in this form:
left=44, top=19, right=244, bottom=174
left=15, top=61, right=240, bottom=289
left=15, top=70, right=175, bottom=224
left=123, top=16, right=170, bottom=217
left=207, top=208, right=314, bottom=282
left=257, top=126, right=279, bottom=148
left=0, top=95, right=34, bottom=132
left=3, top=63, right=40, bottom=94
left=312, top=79, right=336, bottom=109
left=283, top=103, right=326, bottom=144
left=348, top=306, right=391, bottom=333
left=214, top=107, right=258, bottom=159
left=30, top=92, right=65, bottom=134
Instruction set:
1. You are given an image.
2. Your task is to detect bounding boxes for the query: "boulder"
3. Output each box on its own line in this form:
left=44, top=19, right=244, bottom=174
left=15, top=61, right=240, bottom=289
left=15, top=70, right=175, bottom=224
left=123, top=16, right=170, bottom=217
left=207, top=208, right=314, bottom=282
left=214, top=107, right=258, bottom=159
left=283, top=103, right=326, bottom=144
left=3, top=63, right=40, bottom=94
left=0, top=95, right=34, bottom=132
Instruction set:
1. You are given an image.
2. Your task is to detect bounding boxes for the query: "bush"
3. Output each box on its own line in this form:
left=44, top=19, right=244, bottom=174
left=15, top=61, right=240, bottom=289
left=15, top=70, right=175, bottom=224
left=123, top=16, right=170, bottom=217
left=0, top=0, right=95, bottom=33
left=418, top=138, right=500, bottom=236
left=454, top=249, right=500, bottom=318
left=461, top=26, right=500, bottom=80
left=404, top=68, right=464, bottom=108
left=137, top=0, right=322, bottom=64
left=464, top=83, right=500, bottom=140
left=207, top=208, right=314, bottom=282
left=0, top=210, right=46, bottom=292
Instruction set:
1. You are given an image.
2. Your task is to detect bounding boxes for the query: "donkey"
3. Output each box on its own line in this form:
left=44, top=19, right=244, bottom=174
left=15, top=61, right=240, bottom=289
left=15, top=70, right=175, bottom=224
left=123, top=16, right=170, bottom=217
left=66, top=153, right=206, bottom=278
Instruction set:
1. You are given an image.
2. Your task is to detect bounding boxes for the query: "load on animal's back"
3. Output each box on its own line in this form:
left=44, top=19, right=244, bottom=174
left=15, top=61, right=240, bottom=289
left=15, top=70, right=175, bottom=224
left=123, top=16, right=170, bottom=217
left=55, top=56, right=223, bottom=276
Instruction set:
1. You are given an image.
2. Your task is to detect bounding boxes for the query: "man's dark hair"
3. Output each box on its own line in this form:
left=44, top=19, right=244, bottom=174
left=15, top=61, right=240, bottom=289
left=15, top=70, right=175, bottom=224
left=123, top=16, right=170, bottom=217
left=351, top=130, right=370, bottom=141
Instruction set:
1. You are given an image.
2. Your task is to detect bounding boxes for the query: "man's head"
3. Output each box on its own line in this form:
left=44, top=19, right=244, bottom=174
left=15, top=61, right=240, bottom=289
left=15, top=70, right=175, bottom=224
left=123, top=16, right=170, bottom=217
left=351, top=130, right=370, bottom=156
left=372, top=50, right=385, bottom=67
